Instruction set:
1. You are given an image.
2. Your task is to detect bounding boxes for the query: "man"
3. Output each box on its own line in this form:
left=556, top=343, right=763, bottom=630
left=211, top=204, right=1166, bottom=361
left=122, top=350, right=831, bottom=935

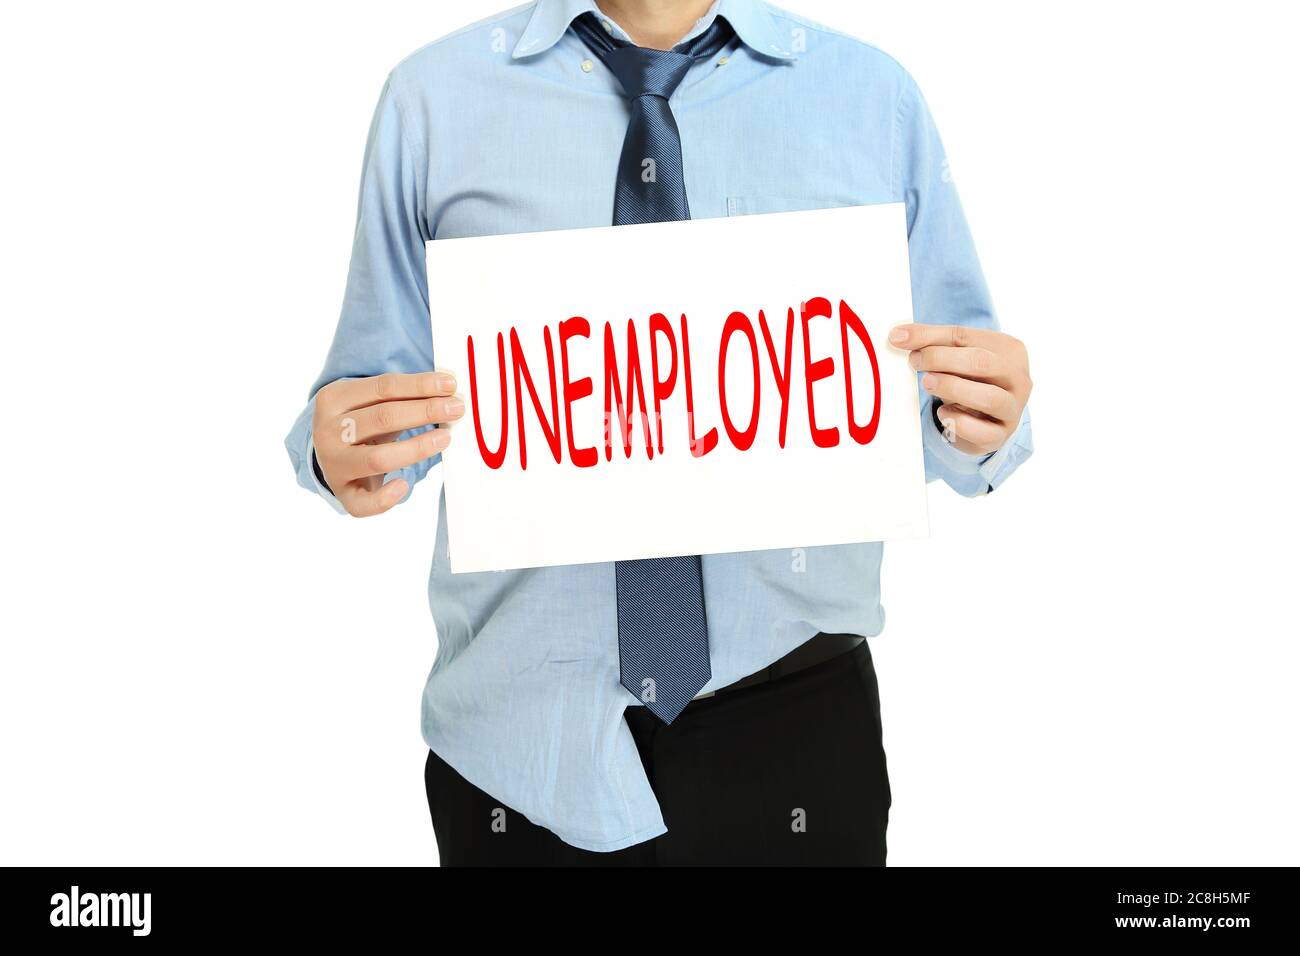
left=287, top=0, right=1033, bottom=866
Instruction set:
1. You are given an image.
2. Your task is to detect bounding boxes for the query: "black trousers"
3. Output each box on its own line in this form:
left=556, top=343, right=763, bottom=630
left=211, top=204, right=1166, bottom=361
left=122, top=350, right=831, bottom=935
left=425, top=636, right=891, bottom=866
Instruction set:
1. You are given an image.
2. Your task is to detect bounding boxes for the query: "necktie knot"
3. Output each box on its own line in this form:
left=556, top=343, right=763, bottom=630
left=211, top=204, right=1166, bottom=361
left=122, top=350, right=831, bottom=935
left=571, top=12, right=735, bottom=102
left=603, top=46, right=694, bottom=100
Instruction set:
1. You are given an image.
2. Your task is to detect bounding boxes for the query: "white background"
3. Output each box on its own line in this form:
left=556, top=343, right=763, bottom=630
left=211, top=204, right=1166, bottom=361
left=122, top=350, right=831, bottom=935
left=1, top=1, right=1296, bottom=866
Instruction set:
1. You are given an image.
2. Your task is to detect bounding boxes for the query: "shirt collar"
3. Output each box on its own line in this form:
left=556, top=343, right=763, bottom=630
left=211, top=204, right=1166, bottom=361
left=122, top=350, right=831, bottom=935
left=511, top=0, right=796, bottom=61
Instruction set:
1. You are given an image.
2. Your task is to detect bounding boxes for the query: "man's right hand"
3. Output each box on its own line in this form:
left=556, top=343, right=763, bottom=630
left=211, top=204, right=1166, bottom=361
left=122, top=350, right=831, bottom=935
left=311, top=371, right=463, bottom=517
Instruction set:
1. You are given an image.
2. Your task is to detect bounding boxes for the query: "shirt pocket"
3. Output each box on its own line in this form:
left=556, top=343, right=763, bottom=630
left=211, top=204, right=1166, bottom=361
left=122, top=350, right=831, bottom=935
left=725, top=196, right=863, bottom=217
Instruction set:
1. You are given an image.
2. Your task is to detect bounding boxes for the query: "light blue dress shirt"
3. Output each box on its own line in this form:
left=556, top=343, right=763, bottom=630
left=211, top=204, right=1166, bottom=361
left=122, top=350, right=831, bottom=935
left=286, top=0, right=1033, bottom=851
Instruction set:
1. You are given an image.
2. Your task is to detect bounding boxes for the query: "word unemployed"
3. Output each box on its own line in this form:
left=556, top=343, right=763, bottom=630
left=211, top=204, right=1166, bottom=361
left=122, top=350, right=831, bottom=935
left=465, top=296, right=883, bottom=469
left=50, top=885, right=151, bottom=936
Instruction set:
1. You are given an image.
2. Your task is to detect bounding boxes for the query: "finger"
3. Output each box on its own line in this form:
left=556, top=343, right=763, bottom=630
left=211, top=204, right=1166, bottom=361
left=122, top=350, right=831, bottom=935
left=922, top=372, right=1017, bottom=422
left=908, top=346, right=1008, bottom=384
left=934, top=404, right=1010, bottom=455
left=319, top=371, right=457, bottom=415
left=336, top=426, right=451, bottom=482
left=343, top=395, right=465, bottom=443
left=337, top=478, right=409, bottom=518
left=889, top=323, right=998, bottom=351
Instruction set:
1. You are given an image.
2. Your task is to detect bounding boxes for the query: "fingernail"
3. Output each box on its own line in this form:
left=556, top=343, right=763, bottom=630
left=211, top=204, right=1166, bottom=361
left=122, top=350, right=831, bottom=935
left=432, top=428, right=451, bottom=449
left=922, top=374, right=937, bottom=390
left=437, top=372, right=456, bottom=392
left=889, top=327, right=908, bottom=345
left=445, top=398, right=465, bottom=417
left=908, top=352, right=921, bottom=369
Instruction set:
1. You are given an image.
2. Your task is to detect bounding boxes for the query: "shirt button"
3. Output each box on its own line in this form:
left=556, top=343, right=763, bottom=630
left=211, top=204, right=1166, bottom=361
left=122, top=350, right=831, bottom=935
left=718, top=55, right=730, bottom=66
left=601, top=20, right=613, bottom=33
left=581, top=58, right=594, bottom=73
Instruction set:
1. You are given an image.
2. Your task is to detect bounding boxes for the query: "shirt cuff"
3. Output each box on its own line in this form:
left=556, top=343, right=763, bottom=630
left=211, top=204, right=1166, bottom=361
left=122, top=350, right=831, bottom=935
left=307, top=437, right=348, bottom=515
left=922, top=398, right=1033, bottom=496
left=980, top=406, right=1034, bottom=492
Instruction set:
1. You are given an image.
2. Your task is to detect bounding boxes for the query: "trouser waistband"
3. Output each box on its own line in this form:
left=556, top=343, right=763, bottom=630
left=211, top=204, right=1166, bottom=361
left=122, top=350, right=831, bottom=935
left=695, top=632, right=866, bottom=700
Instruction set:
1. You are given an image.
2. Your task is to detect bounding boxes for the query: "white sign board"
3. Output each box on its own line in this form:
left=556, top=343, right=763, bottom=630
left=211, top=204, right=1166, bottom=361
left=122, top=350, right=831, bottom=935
left=428, top=203, right=928, bottom=573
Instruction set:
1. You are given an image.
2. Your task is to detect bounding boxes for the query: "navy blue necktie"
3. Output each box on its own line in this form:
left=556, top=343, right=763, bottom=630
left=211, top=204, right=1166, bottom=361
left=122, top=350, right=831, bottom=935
left=573, top=12, right=734, bottom=723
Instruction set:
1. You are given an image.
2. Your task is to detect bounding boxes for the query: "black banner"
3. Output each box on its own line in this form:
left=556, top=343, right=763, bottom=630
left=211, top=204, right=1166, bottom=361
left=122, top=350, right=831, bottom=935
left=4, top=866, right=1293, bottom=944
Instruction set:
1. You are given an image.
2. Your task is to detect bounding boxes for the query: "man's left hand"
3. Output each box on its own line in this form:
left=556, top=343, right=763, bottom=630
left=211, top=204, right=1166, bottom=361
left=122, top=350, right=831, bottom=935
left=889, top=323, right=1032, bottom=457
